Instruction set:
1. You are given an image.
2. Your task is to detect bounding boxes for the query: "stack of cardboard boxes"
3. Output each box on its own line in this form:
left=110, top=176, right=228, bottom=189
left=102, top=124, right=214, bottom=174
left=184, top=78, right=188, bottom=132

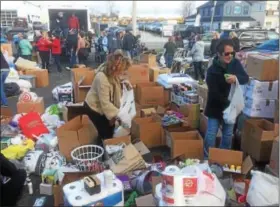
left=241, top=54, right=279, bottom=164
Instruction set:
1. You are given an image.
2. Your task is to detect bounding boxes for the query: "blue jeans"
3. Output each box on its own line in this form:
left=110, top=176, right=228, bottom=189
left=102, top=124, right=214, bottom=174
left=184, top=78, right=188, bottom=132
left=53, top=54, right=62, bottom=72
left=70, top=50, right=77, bottom=68
left=1, top=70, right=9, bottom=106
left=165, top=54, right=174, bottom=68
left=204, top=118, right=234, bottom=157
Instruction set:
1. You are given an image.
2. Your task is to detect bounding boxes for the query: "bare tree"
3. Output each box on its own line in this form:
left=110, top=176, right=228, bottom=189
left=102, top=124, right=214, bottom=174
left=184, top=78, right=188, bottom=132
left=107, top=1, right=115, bottom=17
left=182, top=1, right=195, bottom=18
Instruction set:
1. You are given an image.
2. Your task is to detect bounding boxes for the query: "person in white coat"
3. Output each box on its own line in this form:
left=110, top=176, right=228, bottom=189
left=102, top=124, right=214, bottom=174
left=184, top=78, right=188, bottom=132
left=189, top=34, right=205, bottom=81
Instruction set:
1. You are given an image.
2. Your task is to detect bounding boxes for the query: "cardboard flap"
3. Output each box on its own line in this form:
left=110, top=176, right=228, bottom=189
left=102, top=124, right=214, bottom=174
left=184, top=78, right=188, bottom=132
left=78, top=76, right=85, bottom=86
left=241, top=156, right=254, bottom=175
left=103, top=136, right=131, bottom=146
left=134, top=141, right=150, bottom=156
left=123, top=144, right=141, bottom=160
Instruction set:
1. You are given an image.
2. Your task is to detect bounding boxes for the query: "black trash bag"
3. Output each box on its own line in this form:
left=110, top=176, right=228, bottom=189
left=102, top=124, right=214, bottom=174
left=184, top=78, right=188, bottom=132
left=4, top=82, right=21, bottom=97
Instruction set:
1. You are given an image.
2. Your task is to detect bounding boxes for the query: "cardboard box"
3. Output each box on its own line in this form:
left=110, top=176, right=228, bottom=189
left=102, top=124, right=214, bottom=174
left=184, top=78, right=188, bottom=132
left=197, top=84, right=208, bottom=111
left=245, top=79, right=279, bottom=100
left=61, top=103, right=85, bottom=122
left=24, top=69, right=49, bottom=88
left=274, top=124, right=279, bottom=137
left=134, top=141, right=153, bottom=163
left=53, top=171, right=93, bottom=206
left=103, top=136, right=131, bottom=160
left=163, top=89, right=170, bottom=106
left=246, top=54, right=279, bottom=81
left=170, top=130, right=203, bottom=159
left=57, top=115, right=98, bottom=161
left=71, top=68, right=95, bottom=103
left=171, top=103, right=200, bottom=129
left=136, top=82, right=164, bottom=106
left=136, top=194, right=156, bottom=206
left=17, top=97, right=45, bottom=114
left=243, top=97, right=276, bottom=118
left=149, top=67, right=170, bottom=82
left=15, top=57, right=37, bottom=71
left=269, top=137, right=279, bottom=176
left=1, top=107, right=13, bottom=124
left=165, top=126, right=191, bottom=148
left=140, top=108, right=156, bottom=117
left=241, top=119, right=275, bottom=162
left=127, top=64, right=150, bottom=85
left=131, top=116, right=164, bottom=148
left=140, top=54, right=157, bottom=67
left=274, top=100, right=279, bottom=123
left=209, top=148, right=253, bottom=175
left=1, top=43, right=13, bottom=56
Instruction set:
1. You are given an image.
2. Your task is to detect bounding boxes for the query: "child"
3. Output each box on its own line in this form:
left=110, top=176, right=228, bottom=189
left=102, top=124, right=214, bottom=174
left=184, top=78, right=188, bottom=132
left=51, top=34, right=62, bottom=73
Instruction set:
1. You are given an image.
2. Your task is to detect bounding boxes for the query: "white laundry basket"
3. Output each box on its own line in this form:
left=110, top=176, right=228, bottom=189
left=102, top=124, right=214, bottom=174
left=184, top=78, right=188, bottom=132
left=71, top=145, right=104, bottom=172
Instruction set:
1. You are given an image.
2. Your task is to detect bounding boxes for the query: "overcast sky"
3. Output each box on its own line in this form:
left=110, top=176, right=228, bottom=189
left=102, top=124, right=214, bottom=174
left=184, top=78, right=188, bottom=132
left=25, top=1, right=206, bottom=17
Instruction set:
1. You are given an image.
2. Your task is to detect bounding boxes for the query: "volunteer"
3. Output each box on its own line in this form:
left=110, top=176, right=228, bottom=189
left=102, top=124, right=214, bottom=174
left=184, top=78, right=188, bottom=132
left=51, top=33, right=62, bottom=74
left=0, top=52, right=10, bottom=107
left=210, top=31, right=220, bottom=57
left=18, top=34, right=33, bottom=60
left=229, top=31, right=240, bottom=52
left=163, top=36, right=177, bottom=68
left=122, top=29, right=136, bottom=59
left=189, top=34, right=205, bottom=81
left=37, top=31, right=52, bottom=72
left=68, top=12, right=80, bottom=31
left=84, top=50, right=131, bottom=141
left=204, top=39, right=249, bottom=157
left=0, top=152, right=27, bottom=206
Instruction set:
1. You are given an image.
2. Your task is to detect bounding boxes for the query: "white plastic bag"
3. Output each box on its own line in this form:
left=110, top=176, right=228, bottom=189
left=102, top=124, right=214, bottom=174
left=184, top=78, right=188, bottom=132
left=117, top=81, right=136, bottom=128
left=113, top=126, right=130, bottom=137
left=16, top=79, right=32, bottom=92
left=52, top=82, right=73, bottom=104
left=5, top=68, right=19, bottom=83
left=160, top=55, right=166, bottom=67
left=223, top=79, right=245, bottom=124
left=247, top=170, right=279, bottom=206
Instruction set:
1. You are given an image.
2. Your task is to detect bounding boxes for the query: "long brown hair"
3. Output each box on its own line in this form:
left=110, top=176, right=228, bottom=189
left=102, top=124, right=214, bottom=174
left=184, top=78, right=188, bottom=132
left=103, top=50, right=131, bottom=77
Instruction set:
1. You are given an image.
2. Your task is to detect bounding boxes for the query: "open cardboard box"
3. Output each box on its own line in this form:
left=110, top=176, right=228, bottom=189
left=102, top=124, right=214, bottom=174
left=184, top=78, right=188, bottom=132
left=127, top=64, right=150, bottom=85
left=136, top=82, right=164, bottom=106
left=17, top=97, right=45, bottom=114
left=23, top=69, right=49, bottom=88
left=131, top=115, right=164, bottom=148
left=170, top=130, right=204, bottom=159
left=61, top=103, right=85, bottom=122
left=71, top=68, right=95, bottom=103
left=241, top=119, right=275, bottom=162
left=209, top=148, right=253, bottom=175
left=102, top=136, right=131, bottom=160
left=1, top=107, right=13, bottom=124
left=165, top=125, right=191, bottom=148
left=57, top=115, right=98, bottom=161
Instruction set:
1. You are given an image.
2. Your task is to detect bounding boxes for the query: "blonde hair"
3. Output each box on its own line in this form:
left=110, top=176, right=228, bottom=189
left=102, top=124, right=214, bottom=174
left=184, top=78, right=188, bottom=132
left=104, top=50, right=131, bottom=77
left=213, top=31, right=220, bottom=39
left=229, top=31, right=237, bottom=38
left=42, top=31, right=48, bottom=38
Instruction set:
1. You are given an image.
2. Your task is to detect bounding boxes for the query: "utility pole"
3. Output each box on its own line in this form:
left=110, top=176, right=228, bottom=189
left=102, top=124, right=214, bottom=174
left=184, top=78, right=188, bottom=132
left=132, top=1, right=137, bottom=35
left=210, top=1, right=217, bottom=31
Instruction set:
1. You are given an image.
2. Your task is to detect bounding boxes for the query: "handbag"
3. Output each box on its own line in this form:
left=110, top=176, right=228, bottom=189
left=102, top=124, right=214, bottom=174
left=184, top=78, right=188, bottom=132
left=18, top=112, right=49, bottom=140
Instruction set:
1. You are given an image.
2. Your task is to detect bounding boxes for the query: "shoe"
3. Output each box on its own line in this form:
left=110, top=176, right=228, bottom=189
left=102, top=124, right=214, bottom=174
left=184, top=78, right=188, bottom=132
left=65, top=67, right=71, bottom=71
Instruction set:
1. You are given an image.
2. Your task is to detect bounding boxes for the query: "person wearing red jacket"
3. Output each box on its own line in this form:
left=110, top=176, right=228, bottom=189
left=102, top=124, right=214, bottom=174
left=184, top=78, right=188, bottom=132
left=51, top=34, right=62, bottom=73
left=68, top=13, right=80, bottom=30
left=36, top=31, right=52, bottom=71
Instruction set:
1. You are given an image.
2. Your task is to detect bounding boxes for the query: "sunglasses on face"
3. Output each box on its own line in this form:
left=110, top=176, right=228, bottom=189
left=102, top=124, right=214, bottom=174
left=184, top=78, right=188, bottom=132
left=223, top=52, right=235, bottom=57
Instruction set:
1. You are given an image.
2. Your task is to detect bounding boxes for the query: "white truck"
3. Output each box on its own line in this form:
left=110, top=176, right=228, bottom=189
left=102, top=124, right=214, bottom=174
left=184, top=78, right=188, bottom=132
left=41, top=4, right=93, bottom=33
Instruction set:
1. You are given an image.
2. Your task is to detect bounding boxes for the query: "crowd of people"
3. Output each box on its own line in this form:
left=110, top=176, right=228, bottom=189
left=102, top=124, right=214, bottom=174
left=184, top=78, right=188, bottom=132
left=163, top=31, right=241, bottom=82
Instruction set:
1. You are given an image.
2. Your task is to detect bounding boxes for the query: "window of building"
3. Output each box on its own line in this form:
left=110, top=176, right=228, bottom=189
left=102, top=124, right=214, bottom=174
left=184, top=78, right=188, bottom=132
left=225, top=6, right=231, bottom=15
left=239, top=32, right=252, bottom=40
left=243, top=6, right=249, bottom=15
left=207, top=8, right=211, bottom=16
left=234, top=5, right=242, bottom=14
left=215, top=6, right=221, bottom=16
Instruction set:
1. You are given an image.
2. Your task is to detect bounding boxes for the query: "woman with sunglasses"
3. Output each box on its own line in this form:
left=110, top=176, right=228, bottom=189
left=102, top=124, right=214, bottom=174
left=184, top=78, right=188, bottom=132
left=204, top=39, right=249, bottom=157
left=84, top=50, right=131, bottom=143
